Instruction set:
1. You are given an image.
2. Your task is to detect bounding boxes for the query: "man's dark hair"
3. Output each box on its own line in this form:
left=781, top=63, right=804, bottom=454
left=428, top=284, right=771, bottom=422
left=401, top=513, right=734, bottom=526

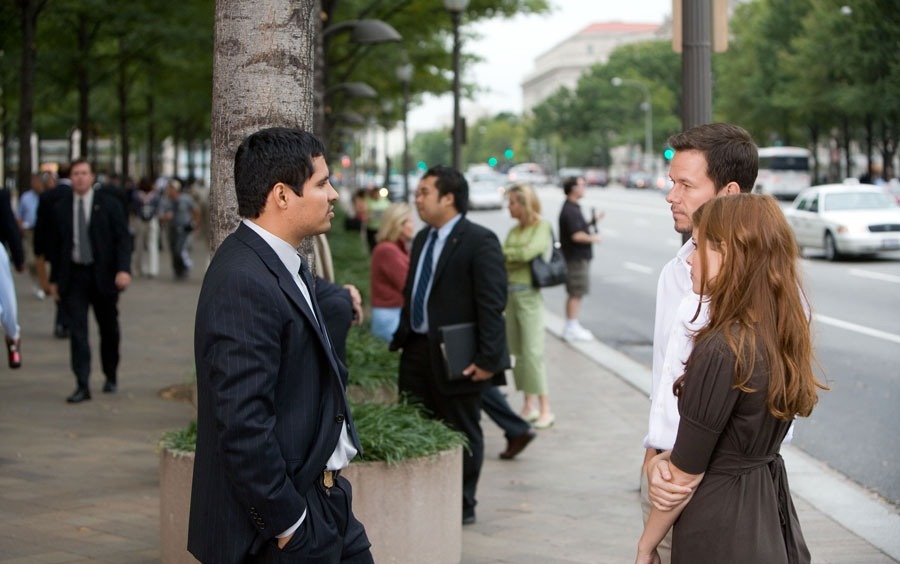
left=423, top=165, right=468, bottom=214
left=70, top=157, right=91, bottom=171
left=667, top=123, right=759, bottom=193
left=234, top=127, right=326, bottom=218
left=57, top=162, right=72, bottom=179
left=562, top=176, right=581, bottom=196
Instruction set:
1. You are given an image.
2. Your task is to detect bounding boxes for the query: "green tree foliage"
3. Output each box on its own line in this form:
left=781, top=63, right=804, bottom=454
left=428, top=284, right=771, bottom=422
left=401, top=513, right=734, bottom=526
left=529, top=39, right=679, bottom=170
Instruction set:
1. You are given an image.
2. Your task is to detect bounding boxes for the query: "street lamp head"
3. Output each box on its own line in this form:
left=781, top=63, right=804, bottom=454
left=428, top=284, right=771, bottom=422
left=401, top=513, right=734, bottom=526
left=611, top=77, right=623, bottom=87
left=443, top=0, right=470, bottom=13
left=396, top=63, right=414, bottom=84
left=323, top=19, right=402, bottom=44
left=325, top=82, right=378, bottom=98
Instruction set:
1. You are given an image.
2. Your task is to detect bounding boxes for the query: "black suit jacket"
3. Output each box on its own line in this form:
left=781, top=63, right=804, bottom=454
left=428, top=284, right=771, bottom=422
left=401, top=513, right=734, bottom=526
left=33, top=181, right=71, bottom=258
left=44, top=188, right=132, bottom=295
left=188, top=223, right=359, bottom=564
left=390, top=216, right=508, bottom=395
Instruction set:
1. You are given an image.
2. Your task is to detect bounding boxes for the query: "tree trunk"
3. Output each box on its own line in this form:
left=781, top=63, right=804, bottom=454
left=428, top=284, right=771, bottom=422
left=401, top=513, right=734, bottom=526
left=77, top=13, right=90, bottom=160
left=209, top=0, right=318, bottom=255
left=117, top=37, right=130, bottom=181
left=16, top=0, right=41, bottom=193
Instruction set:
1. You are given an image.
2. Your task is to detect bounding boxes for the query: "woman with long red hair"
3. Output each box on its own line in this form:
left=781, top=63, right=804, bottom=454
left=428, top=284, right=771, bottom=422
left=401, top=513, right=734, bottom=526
left=637, top=194, right=827, bottom=564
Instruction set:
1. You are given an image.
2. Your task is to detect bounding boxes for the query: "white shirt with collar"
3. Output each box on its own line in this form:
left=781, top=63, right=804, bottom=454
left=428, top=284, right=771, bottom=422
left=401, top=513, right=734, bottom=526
left=242, top=219, right=357, bottom=539
left=72, top=188, right=94, bottom=264
left=645, top=240, right=704, bottom=451
left=411, top=213, right=462, bottom=334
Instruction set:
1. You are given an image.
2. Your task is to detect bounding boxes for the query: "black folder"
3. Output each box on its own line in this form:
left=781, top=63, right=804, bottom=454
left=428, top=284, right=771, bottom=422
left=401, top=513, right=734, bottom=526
left=438, top=322, right=477, bottom=381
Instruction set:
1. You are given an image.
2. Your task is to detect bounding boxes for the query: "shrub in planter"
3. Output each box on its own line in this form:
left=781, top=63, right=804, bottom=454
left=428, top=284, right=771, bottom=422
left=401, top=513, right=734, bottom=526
left=346, top=326, right=399, bottom=403
left=158, top=422, right=199, bottom=564
left=343, top=401, right=467, bottom=564
left=158, top=402, right=466, bottom=564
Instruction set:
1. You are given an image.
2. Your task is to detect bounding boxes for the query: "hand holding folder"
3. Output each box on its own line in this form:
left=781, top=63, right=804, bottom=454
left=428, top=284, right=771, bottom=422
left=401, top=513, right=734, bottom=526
left=438, top=322, right=477, bottom=381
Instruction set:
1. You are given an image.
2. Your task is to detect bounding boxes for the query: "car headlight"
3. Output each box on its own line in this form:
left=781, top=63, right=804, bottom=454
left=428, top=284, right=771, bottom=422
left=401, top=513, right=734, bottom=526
left=836, top=224, right=867, bottom=235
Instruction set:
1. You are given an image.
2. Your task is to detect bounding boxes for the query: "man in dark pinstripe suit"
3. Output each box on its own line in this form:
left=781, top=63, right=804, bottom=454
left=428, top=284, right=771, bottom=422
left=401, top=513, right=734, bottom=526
left=188, top=128, right=372, bottom=564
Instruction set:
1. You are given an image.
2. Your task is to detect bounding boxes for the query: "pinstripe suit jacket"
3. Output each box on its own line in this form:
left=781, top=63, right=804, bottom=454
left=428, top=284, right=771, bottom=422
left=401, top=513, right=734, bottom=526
left=188, top=223, right=358, bottom=563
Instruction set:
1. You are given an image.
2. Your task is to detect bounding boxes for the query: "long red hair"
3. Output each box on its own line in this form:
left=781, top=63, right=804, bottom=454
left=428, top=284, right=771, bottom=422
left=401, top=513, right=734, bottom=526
left=686, top=194, right=826, bottom=420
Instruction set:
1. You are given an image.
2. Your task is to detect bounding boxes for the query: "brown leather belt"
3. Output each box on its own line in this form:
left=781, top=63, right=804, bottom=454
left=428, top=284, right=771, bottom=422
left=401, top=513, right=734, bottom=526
left=322, top=470, right=340, bottom=489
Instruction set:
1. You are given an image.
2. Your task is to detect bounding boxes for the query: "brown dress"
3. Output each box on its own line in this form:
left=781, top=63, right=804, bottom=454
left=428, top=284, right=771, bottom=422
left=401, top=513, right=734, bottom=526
left=669, top=332, right=810, bottom=564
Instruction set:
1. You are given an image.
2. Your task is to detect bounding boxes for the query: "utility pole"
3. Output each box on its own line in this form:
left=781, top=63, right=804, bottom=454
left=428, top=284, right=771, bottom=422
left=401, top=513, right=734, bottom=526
left=681, top=0, right=713, bottom=130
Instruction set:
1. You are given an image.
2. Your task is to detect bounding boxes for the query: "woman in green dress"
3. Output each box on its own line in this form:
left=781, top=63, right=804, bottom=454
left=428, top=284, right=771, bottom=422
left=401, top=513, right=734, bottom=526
left=503, top=184, right=555, bottom=429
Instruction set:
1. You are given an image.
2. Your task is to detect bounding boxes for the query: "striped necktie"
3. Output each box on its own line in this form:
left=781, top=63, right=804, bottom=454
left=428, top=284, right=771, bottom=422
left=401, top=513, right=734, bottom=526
left=412, top=231, right=438, bottom=329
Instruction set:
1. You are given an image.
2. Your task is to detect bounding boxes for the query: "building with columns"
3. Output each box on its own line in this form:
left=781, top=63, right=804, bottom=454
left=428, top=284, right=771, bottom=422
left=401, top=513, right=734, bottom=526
left=521, top=21, right=670, bottom=114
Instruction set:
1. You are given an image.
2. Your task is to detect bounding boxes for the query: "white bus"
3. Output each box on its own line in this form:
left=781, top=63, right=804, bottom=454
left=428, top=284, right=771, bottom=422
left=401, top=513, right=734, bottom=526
left=754, top=146, right=812, bottom=199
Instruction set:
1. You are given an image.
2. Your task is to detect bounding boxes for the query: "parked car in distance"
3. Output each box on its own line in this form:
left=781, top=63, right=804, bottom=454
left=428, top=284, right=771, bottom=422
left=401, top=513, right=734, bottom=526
left=784, top=182, right=900, bottom=261
left=508, top=162, right=548, bottom=186
left=624, top=170, right=655, bottom=189
left=557, top=167, right=585, bottom=184
left=584, top=168, right=609, bottom=187
left=466, top=168, right=507, bottom=210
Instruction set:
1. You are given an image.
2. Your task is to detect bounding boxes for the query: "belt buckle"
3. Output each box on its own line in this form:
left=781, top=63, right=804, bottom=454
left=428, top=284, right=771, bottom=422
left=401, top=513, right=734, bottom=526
left=323, top=470, right=335, bottom=489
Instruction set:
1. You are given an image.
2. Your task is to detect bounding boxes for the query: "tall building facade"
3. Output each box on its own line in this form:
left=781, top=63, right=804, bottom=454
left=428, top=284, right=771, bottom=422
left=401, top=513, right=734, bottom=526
left=521, top=22, right=669, bottom=113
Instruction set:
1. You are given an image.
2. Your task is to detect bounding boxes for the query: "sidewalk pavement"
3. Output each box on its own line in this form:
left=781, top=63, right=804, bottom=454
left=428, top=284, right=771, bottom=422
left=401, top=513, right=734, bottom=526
left=1, top=244, right=898, bottom=563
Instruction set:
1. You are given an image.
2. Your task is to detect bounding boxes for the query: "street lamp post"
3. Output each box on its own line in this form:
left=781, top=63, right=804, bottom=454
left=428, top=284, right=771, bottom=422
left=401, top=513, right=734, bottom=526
left=612, top=77, right=653, bottom=175
left=396, top=63, right=414, bottom=201
left=443, top=0, right=469, bottom=171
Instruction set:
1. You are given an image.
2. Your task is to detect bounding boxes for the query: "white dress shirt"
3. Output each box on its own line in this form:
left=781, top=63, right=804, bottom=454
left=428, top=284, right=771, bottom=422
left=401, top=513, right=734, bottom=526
left=410, top=213, right=462, bottom=334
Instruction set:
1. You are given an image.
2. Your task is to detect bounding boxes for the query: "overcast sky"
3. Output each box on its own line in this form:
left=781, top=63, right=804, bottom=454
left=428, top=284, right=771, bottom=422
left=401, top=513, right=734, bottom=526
left=407, top=0, right=672, bottom=132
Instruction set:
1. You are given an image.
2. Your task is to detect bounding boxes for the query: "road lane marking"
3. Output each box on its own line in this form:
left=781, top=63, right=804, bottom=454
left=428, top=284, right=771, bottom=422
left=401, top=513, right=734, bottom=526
left=814, top=314, right=900, bottom=345
left=848, top=269, right=900, bottom=285
left=624, top=262, right=654, bottom=275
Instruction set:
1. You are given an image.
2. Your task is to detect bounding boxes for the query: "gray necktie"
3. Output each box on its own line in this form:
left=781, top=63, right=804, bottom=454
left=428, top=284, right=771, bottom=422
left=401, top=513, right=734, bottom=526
left=77, top=198, right=93, bottom=264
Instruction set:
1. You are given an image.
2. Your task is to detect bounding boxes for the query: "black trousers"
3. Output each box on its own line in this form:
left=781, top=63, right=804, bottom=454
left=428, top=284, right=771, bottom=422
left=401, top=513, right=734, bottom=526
left=248, top=476, right=372, bottom=564
left=482, top=386, right=531, bottom=440
left=63, top=265, right=120, bottom=390
left=398, top=333, right=483, bottom=518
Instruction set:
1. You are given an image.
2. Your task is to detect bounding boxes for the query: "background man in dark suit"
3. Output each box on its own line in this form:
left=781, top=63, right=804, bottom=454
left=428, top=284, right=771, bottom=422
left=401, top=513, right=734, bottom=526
left=44, top=158, right=132, bottom=403
left=34, top=164, right=72, bottom=338
left=189, top=127, right=372, bottom=564
left=390, top=165, right=508, bottom=525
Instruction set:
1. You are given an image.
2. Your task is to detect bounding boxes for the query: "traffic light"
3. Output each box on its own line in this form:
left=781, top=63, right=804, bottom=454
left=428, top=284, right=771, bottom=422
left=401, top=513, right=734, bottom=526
left=487, top=157, right=498, bottom=167
left=504, top=148, right=514, bottom=159
left=417, top=161, right=427, bottom=171
left=663, top=146, right=675, bottom=161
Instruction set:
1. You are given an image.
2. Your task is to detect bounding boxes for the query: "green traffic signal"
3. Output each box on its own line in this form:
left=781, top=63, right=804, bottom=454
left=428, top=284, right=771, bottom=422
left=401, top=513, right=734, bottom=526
left=663, top=147, right=675, bottom=161
left=488, top=157, right=498, bottom=167
left=504, top=148, right=514, bottom=159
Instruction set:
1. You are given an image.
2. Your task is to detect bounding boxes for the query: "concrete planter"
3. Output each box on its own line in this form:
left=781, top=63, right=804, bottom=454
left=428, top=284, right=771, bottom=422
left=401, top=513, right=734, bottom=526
left=158, top=444, right=462, bottom=564
left=343, top=446, right=463, bottom=564
left=158, top=448, right=198, bottom=564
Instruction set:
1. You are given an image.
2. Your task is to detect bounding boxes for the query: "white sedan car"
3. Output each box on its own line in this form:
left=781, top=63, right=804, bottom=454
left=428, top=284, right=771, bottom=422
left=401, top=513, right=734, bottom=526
left=466, top=170, right=507, bottom=210
left=784, top=183, right=900, bottom=261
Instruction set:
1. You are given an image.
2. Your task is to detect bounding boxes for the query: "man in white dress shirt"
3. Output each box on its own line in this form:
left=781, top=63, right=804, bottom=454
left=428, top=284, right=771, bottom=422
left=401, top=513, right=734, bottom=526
left=641, top=123, right=760, bottom=563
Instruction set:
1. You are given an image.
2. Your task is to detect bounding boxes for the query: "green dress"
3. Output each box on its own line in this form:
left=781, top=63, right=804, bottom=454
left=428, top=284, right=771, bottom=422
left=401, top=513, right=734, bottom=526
left=503, top=220, right=552, bottom=395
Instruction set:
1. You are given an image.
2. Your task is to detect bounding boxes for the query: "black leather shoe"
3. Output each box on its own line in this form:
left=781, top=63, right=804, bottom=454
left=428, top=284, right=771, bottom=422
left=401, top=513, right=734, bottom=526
left=54, top=325, right=70, bottom=339
left=499, top=430, right=536, bottom=460
left=462, top=513, right=476, bottom=525
left=66, top=389, right=91, bottom=403
left=103, top=381, right=117, bottom=393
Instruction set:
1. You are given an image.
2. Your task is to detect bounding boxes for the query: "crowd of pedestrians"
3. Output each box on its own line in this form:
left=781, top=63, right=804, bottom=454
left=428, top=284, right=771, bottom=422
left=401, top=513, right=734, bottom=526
left=1, top=122, right=828, bottom=563
left=6, top=163, right=205, bottom=399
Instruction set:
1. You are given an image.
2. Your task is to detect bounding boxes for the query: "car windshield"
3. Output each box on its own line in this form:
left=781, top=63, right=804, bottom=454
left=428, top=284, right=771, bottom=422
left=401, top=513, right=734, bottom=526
left=823, top=191, right=896, bottom=211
